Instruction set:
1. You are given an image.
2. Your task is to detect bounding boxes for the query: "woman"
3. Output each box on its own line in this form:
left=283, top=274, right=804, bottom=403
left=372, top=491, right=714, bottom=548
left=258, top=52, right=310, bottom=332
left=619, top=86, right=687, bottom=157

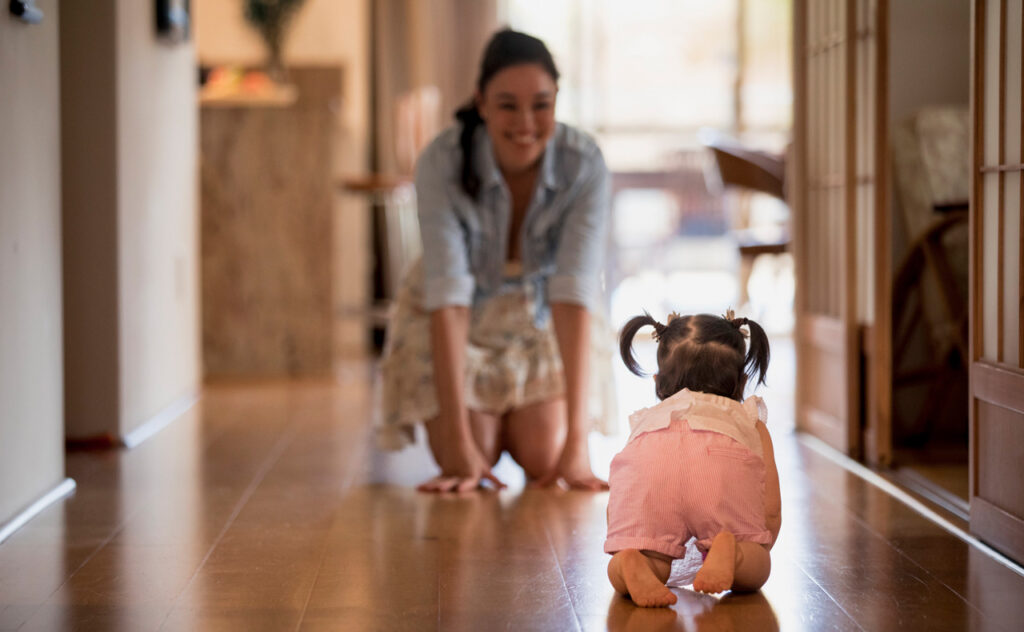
left=378, top=28, right=615, bottom=492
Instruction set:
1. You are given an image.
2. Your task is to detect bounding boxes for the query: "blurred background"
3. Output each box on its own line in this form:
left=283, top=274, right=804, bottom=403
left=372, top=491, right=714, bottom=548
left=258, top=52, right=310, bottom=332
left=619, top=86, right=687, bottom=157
left=192, top=0, right=797, bottom=461
left=6, top=0, right=990, bottom=542
left=195, top=0, right=794, bottom=358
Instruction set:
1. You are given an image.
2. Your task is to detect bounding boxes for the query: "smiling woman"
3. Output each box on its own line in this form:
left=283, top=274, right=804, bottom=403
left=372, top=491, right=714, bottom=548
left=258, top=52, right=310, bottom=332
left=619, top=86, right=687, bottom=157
left=477, top=65, right=556, bottom=175
left=376, top=29, right=618, bottom=494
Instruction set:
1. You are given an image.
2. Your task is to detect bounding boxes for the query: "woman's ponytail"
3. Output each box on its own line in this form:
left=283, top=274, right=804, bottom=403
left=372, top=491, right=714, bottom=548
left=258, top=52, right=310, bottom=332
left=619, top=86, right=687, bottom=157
left=455, top=103, right=483, bottom=199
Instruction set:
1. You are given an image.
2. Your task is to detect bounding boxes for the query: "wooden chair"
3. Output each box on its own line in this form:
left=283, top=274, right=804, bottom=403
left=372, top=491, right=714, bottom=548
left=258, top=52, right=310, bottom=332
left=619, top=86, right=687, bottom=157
left=701, top=134, right=789, bottom=306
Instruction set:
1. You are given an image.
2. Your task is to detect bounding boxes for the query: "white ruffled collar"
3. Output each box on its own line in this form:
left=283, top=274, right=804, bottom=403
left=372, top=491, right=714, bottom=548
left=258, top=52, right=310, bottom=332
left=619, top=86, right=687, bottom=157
left=630, top=388, right=733, bottom=427
left=627, top=388, right=767, bottom=440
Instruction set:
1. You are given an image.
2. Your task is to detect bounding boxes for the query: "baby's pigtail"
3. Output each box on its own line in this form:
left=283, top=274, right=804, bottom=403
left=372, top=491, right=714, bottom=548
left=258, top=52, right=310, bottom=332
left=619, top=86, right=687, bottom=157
left=619, top=312, right=662, bottom=377
left=742, top=317, right=771, bottom=387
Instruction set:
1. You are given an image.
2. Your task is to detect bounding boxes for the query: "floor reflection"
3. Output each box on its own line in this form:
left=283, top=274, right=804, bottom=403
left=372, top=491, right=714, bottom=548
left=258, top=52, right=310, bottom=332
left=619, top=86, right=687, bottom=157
left=607, top=589, right=779, bottom=632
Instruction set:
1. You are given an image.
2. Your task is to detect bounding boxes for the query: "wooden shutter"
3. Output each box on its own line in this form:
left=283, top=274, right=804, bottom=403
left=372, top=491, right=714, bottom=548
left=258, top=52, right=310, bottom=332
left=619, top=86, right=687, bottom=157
left=969, top=0, right=1024, bottom=565
left=793, top=0, right=861, bottom=455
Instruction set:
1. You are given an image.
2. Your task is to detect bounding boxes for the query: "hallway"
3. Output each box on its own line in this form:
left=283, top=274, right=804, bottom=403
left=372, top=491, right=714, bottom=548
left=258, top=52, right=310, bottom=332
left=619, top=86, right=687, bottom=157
left=1, top=361, right=1022, bottom=631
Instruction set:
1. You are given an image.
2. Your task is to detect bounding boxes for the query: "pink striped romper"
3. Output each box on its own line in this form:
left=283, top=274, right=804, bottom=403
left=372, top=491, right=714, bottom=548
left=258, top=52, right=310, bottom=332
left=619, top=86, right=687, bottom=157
left=604, top=388, right=773, bottom=561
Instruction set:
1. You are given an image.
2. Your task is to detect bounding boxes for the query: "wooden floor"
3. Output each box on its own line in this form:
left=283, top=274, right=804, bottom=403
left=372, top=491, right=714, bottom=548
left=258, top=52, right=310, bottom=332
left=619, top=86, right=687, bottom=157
left=2, top=360, right=1024, bottom=631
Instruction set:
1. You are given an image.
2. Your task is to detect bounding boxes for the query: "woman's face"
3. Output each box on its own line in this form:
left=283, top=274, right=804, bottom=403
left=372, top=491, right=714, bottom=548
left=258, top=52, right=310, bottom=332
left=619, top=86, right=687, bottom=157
left=476, top=63, right=557, bottom=175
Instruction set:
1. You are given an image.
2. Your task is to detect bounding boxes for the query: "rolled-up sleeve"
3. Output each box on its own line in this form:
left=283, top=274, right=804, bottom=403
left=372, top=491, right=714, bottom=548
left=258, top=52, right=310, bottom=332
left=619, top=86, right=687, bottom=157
left=549, top=147, right=611, bottom=312
left=415, top=143, right=476, bottom=310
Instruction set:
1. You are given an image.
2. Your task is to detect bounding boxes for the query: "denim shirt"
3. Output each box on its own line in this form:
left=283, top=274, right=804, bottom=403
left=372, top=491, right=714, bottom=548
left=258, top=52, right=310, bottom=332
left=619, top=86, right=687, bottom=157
left=415, top=122, right=610, bottom=321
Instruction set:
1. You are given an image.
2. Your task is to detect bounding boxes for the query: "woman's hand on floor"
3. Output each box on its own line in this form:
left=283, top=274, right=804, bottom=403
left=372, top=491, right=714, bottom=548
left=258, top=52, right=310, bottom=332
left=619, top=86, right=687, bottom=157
left=417, top=440, right=506, bottom=493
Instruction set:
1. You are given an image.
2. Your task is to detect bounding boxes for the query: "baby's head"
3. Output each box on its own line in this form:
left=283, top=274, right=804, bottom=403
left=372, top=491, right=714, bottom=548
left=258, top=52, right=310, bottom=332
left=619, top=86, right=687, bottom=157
left=619, top=311, right=770, bottom=401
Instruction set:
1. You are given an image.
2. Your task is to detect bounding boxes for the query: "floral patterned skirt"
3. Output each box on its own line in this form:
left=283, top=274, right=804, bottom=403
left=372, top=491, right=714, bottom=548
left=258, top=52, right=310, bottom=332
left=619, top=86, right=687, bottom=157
left=376, top=261, right=618, bottom=450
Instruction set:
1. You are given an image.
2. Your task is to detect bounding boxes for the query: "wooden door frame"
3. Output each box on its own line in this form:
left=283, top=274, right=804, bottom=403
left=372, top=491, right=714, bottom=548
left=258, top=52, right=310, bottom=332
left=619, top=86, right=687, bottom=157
left=786, top=0, right=868, bottom=456
left=793, top=0, right=892, bottom=465
left=865, top=0, right=892, bottom=467
left=968, top=0, right=984, bottom=516
left=842, top=0, right=861, bottom=458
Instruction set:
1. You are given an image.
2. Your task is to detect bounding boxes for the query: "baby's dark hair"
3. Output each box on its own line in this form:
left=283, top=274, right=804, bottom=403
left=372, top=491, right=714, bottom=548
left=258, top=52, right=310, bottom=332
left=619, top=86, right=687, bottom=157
left=619, top=311, right=770, bottom=401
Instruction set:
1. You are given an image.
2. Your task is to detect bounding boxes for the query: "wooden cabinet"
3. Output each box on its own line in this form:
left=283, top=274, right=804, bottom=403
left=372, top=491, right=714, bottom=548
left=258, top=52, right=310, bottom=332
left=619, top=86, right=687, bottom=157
left=200, top=66, right=342, bottom=378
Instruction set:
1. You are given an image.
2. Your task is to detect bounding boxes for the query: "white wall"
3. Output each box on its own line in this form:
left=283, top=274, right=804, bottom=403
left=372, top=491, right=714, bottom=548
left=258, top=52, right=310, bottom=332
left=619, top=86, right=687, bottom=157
left=115, top=0, right=200, bottom=434
left=889, top=0, right=971, bottom=126
left=0, top=2, right=66, bottom=522
left=888, top=0, right=971, bottom=286
left=61, top=0, right=200, bottom=440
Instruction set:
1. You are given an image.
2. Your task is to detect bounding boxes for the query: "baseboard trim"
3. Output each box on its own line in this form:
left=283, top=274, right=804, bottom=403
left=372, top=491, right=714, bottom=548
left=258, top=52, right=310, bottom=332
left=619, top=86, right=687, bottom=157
left=799, top=433, right=1024, bottom=579
left=0, top=478, right=77, bottom=545
left=121, top=392, right=198, bottom=449
left=888, top=465, right=970, bottom=523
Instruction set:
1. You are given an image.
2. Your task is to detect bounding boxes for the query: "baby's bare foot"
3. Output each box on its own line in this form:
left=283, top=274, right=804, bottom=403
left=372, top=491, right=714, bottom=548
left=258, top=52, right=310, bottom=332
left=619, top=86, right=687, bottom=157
left=609, top=550, right=677, bottom=607
left=693, top=531, right=736, bottom=594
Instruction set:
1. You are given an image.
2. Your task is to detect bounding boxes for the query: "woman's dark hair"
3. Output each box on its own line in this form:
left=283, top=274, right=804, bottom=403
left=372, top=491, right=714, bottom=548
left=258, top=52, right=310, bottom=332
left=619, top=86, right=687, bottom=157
left=619, top=311, right=770, bottom=401
left=454, top=28, right=560, bottom=198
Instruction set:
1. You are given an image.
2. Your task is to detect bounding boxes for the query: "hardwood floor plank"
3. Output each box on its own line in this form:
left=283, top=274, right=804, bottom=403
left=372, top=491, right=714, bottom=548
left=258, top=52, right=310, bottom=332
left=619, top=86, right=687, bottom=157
left=160, top=383, right=371, bottom=629
left=787, top=441, right=1014, bottom=632
left=300, top=489, right=440, bottom=613
left=17, top=604, right=170, bottom=632
left=299, top=608, right=436, bottom=632
left=160, top=606, right=303, bottom=631
left=526, top=466, right=863, bottom=632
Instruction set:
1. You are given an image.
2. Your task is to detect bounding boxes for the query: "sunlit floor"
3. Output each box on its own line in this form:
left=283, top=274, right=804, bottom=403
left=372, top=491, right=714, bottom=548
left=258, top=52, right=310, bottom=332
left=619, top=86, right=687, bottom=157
left=2, top=346, right=1023, bottom=630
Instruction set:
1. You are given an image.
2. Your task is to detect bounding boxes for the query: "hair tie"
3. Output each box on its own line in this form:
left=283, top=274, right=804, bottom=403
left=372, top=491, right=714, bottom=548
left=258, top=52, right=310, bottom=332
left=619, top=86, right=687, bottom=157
left=735, top=317, right=750, bottom=338
left=724, top=309, right=750, bottom=337
left=651, top=321, right=666, bottom=342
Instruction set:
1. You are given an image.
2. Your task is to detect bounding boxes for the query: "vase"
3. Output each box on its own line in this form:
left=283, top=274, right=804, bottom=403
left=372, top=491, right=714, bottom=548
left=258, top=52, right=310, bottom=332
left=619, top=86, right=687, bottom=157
left=265, top=39, right=287, bottom=84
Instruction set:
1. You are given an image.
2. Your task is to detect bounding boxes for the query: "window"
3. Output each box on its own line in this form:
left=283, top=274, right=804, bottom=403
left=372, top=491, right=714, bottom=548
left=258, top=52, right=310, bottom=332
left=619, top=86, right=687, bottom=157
left=501, top=0, right=792, bottom=169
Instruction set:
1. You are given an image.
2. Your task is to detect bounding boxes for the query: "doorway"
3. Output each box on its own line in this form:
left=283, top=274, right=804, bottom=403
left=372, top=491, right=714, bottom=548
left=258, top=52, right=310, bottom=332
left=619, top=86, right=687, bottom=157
left=885, top=0, right=971, bottom=525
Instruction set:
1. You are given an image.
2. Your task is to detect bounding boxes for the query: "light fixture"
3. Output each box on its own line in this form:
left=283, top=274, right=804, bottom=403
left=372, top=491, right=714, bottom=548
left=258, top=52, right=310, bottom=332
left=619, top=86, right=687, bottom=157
left=9, top=0, right=43, bottom=24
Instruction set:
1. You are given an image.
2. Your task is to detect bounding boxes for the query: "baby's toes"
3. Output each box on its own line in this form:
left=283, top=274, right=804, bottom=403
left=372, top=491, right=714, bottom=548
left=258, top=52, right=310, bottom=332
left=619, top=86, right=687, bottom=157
left=693, top=571, right=727, bottom=594
left=633, top=587, right=677, bottom=607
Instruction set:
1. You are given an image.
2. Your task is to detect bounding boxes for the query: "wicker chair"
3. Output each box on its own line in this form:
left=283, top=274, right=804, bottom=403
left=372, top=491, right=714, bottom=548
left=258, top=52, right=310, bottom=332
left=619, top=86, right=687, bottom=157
left=890, top=106, right=970, bottom=443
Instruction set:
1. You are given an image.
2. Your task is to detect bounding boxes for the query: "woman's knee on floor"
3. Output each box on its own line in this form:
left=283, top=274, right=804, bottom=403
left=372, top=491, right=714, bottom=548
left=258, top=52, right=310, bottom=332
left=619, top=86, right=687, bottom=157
left=503, top=399, right=567, bottom=478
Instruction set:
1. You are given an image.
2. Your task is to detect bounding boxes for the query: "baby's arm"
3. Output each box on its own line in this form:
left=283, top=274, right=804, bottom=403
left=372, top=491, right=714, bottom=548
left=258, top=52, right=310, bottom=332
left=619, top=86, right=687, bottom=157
left=756, top=420, right=782, bottom=548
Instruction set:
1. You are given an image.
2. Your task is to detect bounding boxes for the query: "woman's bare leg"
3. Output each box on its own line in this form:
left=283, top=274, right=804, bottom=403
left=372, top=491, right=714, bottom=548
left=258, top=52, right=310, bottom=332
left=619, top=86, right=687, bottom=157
left=468, top=410, right=503, bottom=466
left=502, top=398, right=566, bottom=480
left=423, top=410, right=503, bottom=485
left=693, top=531, right=771, bottom=593
left=607, top=549, right=676, bottom=607
left=425, top=410, right=502, bottom=466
